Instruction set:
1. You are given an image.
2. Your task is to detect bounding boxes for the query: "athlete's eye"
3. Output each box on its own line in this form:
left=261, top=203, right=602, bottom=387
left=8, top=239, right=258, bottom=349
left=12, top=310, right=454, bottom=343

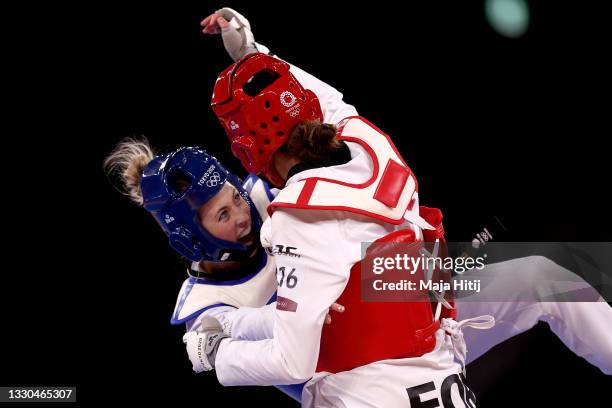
left=234, top=192, right=241, bottom=202
left=218, top=210, right=229, bottom=222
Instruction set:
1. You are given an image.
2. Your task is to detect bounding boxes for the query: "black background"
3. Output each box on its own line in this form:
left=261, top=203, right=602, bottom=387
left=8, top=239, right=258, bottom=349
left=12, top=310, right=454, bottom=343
left=3, top=0, right=610, bottom=406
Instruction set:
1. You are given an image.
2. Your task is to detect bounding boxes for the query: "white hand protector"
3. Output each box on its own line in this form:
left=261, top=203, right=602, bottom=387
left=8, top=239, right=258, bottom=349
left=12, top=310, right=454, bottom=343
left=216, top=7, right=271, bottom=61
left=183, top=316, right=229, bottom=373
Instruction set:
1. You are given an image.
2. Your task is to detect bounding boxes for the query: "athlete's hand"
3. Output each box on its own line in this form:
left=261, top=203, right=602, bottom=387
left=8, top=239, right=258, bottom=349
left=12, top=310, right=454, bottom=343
left=200, top=11, right=230, bottom=34
left=325, top=302, right=345, bottom=325
left=183, top=316, right=229, bottom=373
left=200, top=7, right=270, bottom=61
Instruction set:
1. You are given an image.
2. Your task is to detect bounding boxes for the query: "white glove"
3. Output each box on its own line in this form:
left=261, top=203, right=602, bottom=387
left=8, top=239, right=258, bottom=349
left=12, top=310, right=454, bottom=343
left=182, top=316, right=229, bottom=373
left=203, top=7, right=271, bottom=61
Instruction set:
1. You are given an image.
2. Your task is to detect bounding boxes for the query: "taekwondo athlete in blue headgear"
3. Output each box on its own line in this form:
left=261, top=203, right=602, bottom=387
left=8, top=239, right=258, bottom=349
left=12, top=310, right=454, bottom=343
left=140, top=146, right=263, bottom=264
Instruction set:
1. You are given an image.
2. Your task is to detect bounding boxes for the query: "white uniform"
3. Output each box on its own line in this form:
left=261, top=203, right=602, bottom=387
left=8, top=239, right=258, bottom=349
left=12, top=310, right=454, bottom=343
left=214, top=118, right=478, bottom=408
left=181, top=63, right=611, bottom=408
left=288, top=63, right=358, bottom=125
left=171, top=175, right=278, bottom=335
left=172, top=175, right=308, bottom=401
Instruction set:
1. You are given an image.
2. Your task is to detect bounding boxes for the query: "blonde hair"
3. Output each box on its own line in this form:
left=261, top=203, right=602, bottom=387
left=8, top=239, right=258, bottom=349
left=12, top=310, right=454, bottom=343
left=103, top=137, right=155, bottom=205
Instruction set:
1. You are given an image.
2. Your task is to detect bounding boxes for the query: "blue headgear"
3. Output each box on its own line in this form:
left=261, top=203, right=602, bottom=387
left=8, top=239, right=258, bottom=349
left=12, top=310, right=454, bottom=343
left=140, top=147, right=262, bottom=263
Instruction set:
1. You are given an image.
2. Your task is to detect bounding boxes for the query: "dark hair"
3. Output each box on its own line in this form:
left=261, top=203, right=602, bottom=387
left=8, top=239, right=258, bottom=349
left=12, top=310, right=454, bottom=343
left=280, top=121, right=341, bottom=163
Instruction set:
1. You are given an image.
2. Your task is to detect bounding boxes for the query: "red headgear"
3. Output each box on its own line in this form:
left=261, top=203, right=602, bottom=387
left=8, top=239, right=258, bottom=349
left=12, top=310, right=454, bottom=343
left=211, top=53, right=323, bottom=187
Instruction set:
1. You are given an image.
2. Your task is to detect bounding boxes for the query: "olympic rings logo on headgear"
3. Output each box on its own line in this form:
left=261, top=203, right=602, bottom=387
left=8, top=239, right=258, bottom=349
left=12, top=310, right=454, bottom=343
left=288, top=107, right=301, bottom=118
left=205, top=172, right=221, bottom=187
left=280, top=91, right=297, bottom=108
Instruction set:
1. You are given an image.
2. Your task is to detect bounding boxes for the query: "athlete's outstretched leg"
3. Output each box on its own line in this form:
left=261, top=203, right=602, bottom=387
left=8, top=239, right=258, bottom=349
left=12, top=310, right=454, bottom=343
left=457, top=256, right=612, bottom=374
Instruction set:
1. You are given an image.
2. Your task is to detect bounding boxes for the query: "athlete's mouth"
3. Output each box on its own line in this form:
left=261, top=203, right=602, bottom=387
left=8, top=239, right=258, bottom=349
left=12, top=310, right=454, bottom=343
left=238, top=229, right=254, bottom=245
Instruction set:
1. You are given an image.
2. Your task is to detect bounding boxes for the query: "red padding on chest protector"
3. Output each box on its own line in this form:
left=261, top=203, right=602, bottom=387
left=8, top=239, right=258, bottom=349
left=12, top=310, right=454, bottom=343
left=373, top=159, right=410, bottom=208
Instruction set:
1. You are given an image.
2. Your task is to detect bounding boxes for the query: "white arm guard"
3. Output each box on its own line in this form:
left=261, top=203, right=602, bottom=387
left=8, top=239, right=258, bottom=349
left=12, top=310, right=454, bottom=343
left=216, top=7, right=271, bottom=61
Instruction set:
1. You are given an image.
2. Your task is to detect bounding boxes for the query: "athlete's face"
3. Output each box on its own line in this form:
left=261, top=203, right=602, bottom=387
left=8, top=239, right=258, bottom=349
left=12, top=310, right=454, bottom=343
left=199, top=183, right=255, bottom=246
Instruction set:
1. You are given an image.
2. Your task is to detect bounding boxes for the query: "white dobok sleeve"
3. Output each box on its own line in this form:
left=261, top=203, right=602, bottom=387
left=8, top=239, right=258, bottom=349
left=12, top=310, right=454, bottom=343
left=288, top=63, right=358, bottom=125
left=186, top=303, right=276, bottom=341
left=214, top=209, right=357, bottom=385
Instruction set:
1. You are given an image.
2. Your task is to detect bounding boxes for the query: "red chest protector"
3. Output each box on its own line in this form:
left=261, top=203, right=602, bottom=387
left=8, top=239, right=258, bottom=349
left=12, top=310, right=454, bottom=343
left=315, top=206, right=455, bottom=374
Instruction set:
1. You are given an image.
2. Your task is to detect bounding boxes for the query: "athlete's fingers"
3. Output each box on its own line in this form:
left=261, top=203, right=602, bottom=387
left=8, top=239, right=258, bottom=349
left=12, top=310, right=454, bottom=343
left=200, top=14, right=215, bottom=27
left=202, top=15, right=218, bottom=34
left=330, top=303, right=345, bottom=313
left=202, top=14, right=221, bottom=34
left=325, top=314, right=332, bottom=324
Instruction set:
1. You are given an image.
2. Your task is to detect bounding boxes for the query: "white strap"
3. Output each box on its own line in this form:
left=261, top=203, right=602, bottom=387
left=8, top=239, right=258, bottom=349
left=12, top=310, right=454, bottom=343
left=441, top=315, right=496, bottom=375
left=420, top=239, right=453, bottom=320
left=403, top=209, right=435, bottom=231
